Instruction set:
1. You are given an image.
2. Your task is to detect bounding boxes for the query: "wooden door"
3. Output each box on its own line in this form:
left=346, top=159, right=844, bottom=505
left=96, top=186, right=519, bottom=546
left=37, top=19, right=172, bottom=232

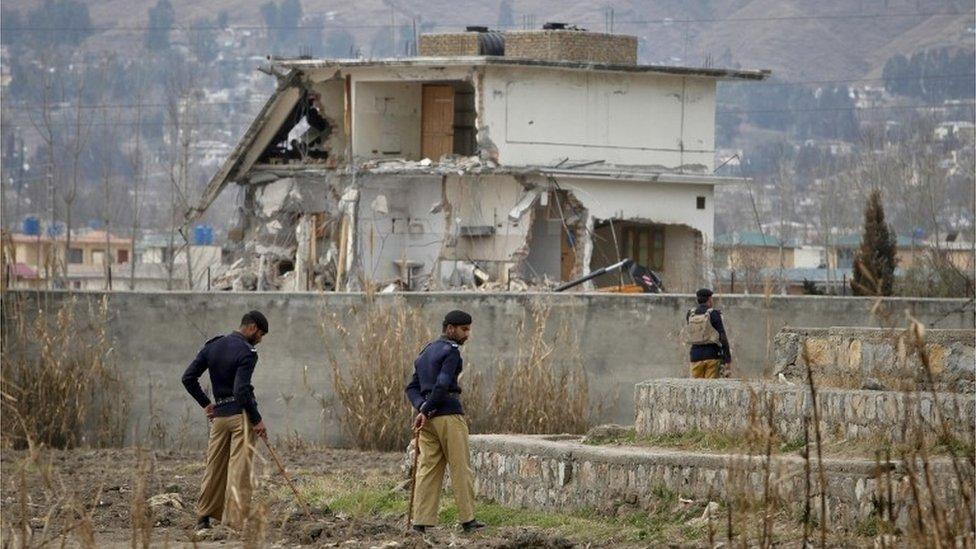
left=560, top=231, right=577, bottom=281
left=421, top=85, right=454, bottom=161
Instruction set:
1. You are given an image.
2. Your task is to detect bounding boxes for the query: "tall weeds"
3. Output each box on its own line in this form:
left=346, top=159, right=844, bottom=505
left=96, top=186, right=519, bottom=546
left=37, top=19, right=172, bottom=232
left=1, top=292, right=129, bottom=449
left=465, top=300, right=594, bottom=435
left=325, top=297, right=598, bottom=451
left=324, top=295, right=433, bottom=451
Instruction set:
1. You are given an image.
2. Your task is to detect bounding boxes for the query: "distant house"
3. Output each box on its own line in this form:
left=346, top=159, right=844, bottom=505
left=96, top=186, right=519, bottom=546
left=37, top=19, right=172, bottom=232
left=714, top=231, right=795, bottom=270
left=829, top=234, right=923, bottom=270
left=6, top=230, right=133, bottom=289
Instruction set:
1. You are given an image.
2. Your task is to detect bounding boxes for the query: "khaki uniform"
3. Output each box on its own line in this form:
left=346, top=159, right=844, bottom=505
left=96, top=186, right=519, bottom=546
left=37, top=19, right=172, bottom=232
left=196, top=414, right=255, bottom=529
left=690, top=358, right=723, bottom=379
left=413, top=414, right=476, bottom=525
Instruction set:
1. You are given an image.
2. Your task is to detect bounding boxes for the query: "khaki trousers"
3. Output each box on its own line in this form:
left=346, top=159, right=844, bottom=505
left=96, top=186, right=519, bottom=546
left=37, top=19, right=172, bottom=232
left=690, top=359, right=723, bottom=379
left=196, top=414, right=255, bottom=529
left=413, top=414, right=476, bottom=525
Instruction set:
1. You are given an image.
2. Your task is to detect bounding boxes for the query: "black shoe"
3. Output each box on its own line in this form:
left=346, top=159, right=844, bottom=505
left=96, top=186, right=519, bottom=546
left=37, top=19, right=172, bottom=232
left=195, top=516, right=211, bottom=530
left=411, top=524, right=428, bottom=533
left=461, top=519, right=485, bottom=533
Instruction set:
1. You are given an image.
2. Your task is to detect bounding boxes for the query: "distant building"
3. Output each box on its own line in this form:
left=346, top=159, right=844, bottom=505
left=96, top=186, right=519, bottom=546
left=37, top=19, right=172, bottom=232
left=191, top=26, right=770, bottom=292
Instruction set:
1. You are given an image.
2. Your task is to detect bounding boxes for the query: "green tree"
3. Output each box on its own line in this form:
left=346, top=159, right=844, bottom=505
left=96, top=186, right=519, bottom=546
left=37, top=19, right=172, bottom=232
left=852, top=189, right=897, bottom=296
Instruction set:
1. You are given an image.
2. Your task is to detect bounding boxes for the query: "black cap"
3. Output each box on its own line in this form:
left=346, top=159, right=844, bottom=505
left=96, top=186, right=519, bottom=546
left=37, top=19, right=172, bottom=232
left=242, top=310, right=269, bottom=333
left=696, top=288, right=714, bottom=304
left=443, top=310, right=473, bottom=327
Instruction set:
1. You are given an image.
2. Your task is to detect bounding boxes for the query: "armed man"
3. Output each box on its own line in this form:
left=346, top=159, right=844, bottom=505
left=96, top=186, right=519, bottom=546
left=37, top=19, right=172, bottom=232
left=181, top=310, right=269, bottom=532
left=684, top=288, right=733, bottom=378
left=405, top=310, right=485, bottom=534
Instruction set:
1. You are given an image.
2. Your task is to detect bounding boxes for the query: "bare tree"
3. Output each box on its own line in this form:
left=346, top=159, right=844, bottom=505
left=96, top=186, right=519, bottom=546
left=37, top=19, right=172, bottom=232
left=25, top=52, right=63, bottom=287
left=62, top=70, right=94, bottom=282
left=127, top=76, right=147, bottom=291
left=164, top=60, right=200, bottom=290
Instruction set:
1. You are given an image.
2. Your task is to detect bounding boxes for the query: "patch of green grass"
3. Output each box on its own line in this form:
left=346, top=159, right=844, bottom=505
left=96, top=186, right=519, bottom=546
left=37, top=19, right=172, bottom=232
left=296, top=476, right=709, bottom=544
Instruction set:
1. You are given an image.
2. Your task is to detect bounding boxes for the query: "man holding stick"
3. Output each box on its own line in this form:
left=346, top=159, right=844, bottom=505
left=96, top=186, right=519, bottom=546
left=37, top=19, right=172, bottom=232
left=182, top=310, right=269, bottom=532
left=405, top=310, right=485, bottom=534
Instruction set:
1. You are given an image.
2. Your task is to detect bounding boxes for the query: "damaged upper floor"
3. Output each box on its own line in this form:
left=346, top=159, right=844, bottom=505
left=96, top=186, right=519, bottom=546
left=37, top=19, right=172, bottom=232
left=191, top=27, right=768, bottom=219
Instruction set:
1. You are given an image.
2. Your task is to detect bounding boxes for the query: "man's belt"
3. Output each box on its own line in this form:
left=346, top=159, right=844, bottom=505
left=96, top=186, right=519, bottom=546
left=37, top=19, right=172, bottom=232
left=214, top=396, right=237, bottom=406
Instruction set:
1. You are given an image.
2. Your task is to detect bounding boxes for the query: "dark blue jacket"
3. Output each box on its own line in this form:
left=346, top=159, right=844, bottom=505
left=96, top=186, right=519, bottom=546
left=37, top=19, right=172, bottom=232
left=686, top=305, right=732, bottom=364
left=181, top=332, right=262, bottom=424
left=405, top=336, right=464, bottom=417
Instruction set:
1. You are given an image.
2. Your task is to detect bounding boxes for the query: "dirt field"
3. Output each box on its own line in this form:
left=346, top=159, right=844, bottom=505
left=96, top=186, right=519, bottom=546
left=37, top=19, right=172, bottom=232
left=0, top=446, right=612, bottom=548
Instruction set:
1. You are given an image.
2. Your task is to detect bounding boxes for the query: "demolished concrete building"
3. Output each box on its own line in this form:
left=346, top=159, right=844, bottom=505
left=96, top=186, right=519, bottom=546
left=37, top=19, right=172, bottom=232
left=191, top=26, right=770, bottom=292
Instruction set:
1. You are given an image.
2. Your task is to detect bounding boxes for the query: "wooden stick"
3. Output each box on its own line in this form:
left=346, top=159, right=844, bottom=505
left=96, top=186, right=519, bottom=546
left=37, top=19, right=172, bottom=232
left=407, top=428, right=422, bottom=529
left=262, top=437, right=313, bottom=520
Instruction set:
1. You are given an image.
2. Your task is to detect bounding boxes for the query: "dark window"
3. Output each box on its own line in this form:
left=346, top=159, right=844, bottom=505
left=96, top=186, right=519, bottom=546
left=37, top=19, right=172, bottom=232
left=117, top=249, right=129, bottom=263
left=68, top=248, right=83, bottom=264
left=696, top=196, right=706, bottom=210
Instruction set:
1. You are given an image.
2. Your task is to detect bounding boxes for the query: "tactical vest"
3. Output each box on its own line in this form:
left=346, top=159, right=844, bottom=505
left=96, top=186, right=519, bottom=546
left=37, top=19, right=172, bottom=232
left=684, top=308, right=721, bottom=346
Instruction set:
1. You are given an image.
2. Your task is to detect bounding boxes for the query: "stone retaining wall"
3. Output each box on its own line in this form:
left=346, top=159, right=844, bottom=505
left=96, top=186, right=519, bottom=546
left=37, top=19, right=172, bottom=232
left=469, top=434, right=963, bottom=528
left=774, top=327, right=975, bottom=392
left=634, top=379, right=975, bottom=443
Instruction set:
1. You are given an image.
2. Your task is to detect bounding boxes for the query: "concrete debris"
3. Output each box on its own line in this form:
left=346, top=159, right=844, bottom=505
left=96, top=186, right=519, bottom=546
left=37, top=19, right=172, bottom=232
left=508, top=189, right=540, bottom=221
left=370, top=194, right=389, bottom=215
left=147, top=493, right=185, bottom=511
left=359, top=155, right=496, bottom=175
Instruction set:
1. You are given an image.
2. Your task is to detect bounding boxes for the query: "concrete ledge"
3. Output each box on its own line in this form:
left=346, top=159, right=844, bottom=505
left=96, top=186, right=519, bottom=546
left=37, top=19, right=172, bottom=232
left=634, top=379, right=975, bottom=443
left=470, top=434, right=964, bottom=527
left=774, top=327, right=975, bottom=392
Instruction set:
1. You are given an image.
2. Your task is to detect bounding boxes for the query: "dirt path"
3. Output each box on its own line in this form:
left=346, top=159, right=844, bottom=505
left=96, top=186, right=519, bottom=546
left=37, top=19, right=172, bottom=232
left=0, top=447, right=588, bottom=548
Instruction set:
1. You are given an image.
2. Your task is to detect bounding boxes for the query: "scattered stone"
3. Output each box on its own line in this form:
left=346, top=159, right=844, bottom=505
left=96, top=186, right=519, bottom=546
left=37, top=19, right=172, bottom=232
left=581, top=423, right=632, bottom=444
left=147, top=493, right=184, bottom=511
left=194, top=524, right=232, bottom=541
left=300, top=523, right=325, bottom=543
left=861, top=378, right=885, bottom=391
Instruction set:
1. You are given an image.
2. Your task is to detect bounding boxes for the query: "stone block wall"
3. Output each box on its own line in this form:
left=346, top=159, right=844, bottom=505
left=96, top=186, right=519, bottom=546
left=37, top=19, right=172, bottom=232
left=634, top=379, right=975, bottom=443
left=775, top=327, right=975, bottom=392
left=503, top=31, right=637, bottom=65
left=419, top=33, right=480, bottom=57
left=469, top=434, right=963, bottom=528
left=419, top=30, right=638, bottom=65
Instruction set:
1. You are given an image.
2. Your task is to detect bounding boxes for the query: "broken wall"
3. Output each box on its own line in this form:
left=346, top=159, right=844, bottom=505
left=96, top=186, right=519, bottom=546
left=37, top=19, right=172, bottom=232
left=481, top=65, right=717, bottom=168
left=356, top=174, right=447, bottom=287
left=440, top=174, right=532, bottom=282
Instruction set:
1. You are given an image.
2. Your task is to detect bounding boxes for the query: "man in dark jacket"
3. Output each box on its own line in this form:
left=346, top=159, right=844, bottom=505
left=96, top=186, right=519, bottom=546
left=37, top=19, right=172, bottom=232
left=405, top=310, right=484, bottom=534
left=182, top=311, right=269, bottom=531
left=685, top=289, right=733, bottom=378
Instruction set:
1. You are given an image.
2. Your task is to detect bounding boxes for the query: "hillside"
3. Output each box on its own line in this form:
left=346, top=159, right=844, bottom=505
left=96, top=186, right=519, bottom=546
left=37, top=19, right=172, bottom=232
left=4, top=0, right=973, bottom=82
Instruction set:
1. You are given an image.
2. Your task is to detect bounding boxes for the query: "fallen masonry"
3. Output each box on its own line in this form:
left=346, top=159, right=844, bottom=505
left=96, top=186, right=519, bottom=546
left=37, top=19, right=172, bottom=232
left=468, top=434, right=962, bottom=528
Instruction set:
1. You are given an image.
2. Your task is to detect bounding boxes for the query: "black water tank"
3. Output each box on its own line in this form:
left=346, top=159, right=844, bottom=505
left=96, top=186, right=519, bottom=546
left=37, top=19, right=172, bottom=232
left=478, top=31, right=505, bottom=56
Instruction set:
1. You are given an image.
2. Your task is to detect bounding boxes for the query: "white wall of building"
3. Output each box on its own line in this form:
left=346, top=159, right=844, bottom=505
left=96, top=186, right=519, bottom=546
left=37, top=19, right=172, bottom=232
left=352, top=81, right=422, bottom=160
left=481, top=65, right=716, bottom=169
left=548, top=177, right=715, bottom=241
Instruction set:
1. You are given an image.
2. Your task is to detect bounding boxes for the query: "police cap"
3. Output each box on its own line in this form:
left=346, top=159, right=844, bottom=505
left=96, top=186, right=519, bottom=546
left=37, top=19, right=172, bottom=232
left=242, top=310, right=269, bottom=333
left=443, top=309, right=473, bottom=327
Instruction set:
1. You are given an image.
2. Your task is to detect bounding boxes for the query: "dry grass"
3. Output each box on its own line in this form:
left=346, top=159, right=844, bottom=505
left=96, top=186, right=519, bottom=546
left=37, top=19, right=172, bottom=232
left=324, top=296, right=599, bottom=451
left=324, top=294, right=434, bottom=451
left=1, top=291, right=129, bottom=449
left=465, top=299, right=596, bottom=436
